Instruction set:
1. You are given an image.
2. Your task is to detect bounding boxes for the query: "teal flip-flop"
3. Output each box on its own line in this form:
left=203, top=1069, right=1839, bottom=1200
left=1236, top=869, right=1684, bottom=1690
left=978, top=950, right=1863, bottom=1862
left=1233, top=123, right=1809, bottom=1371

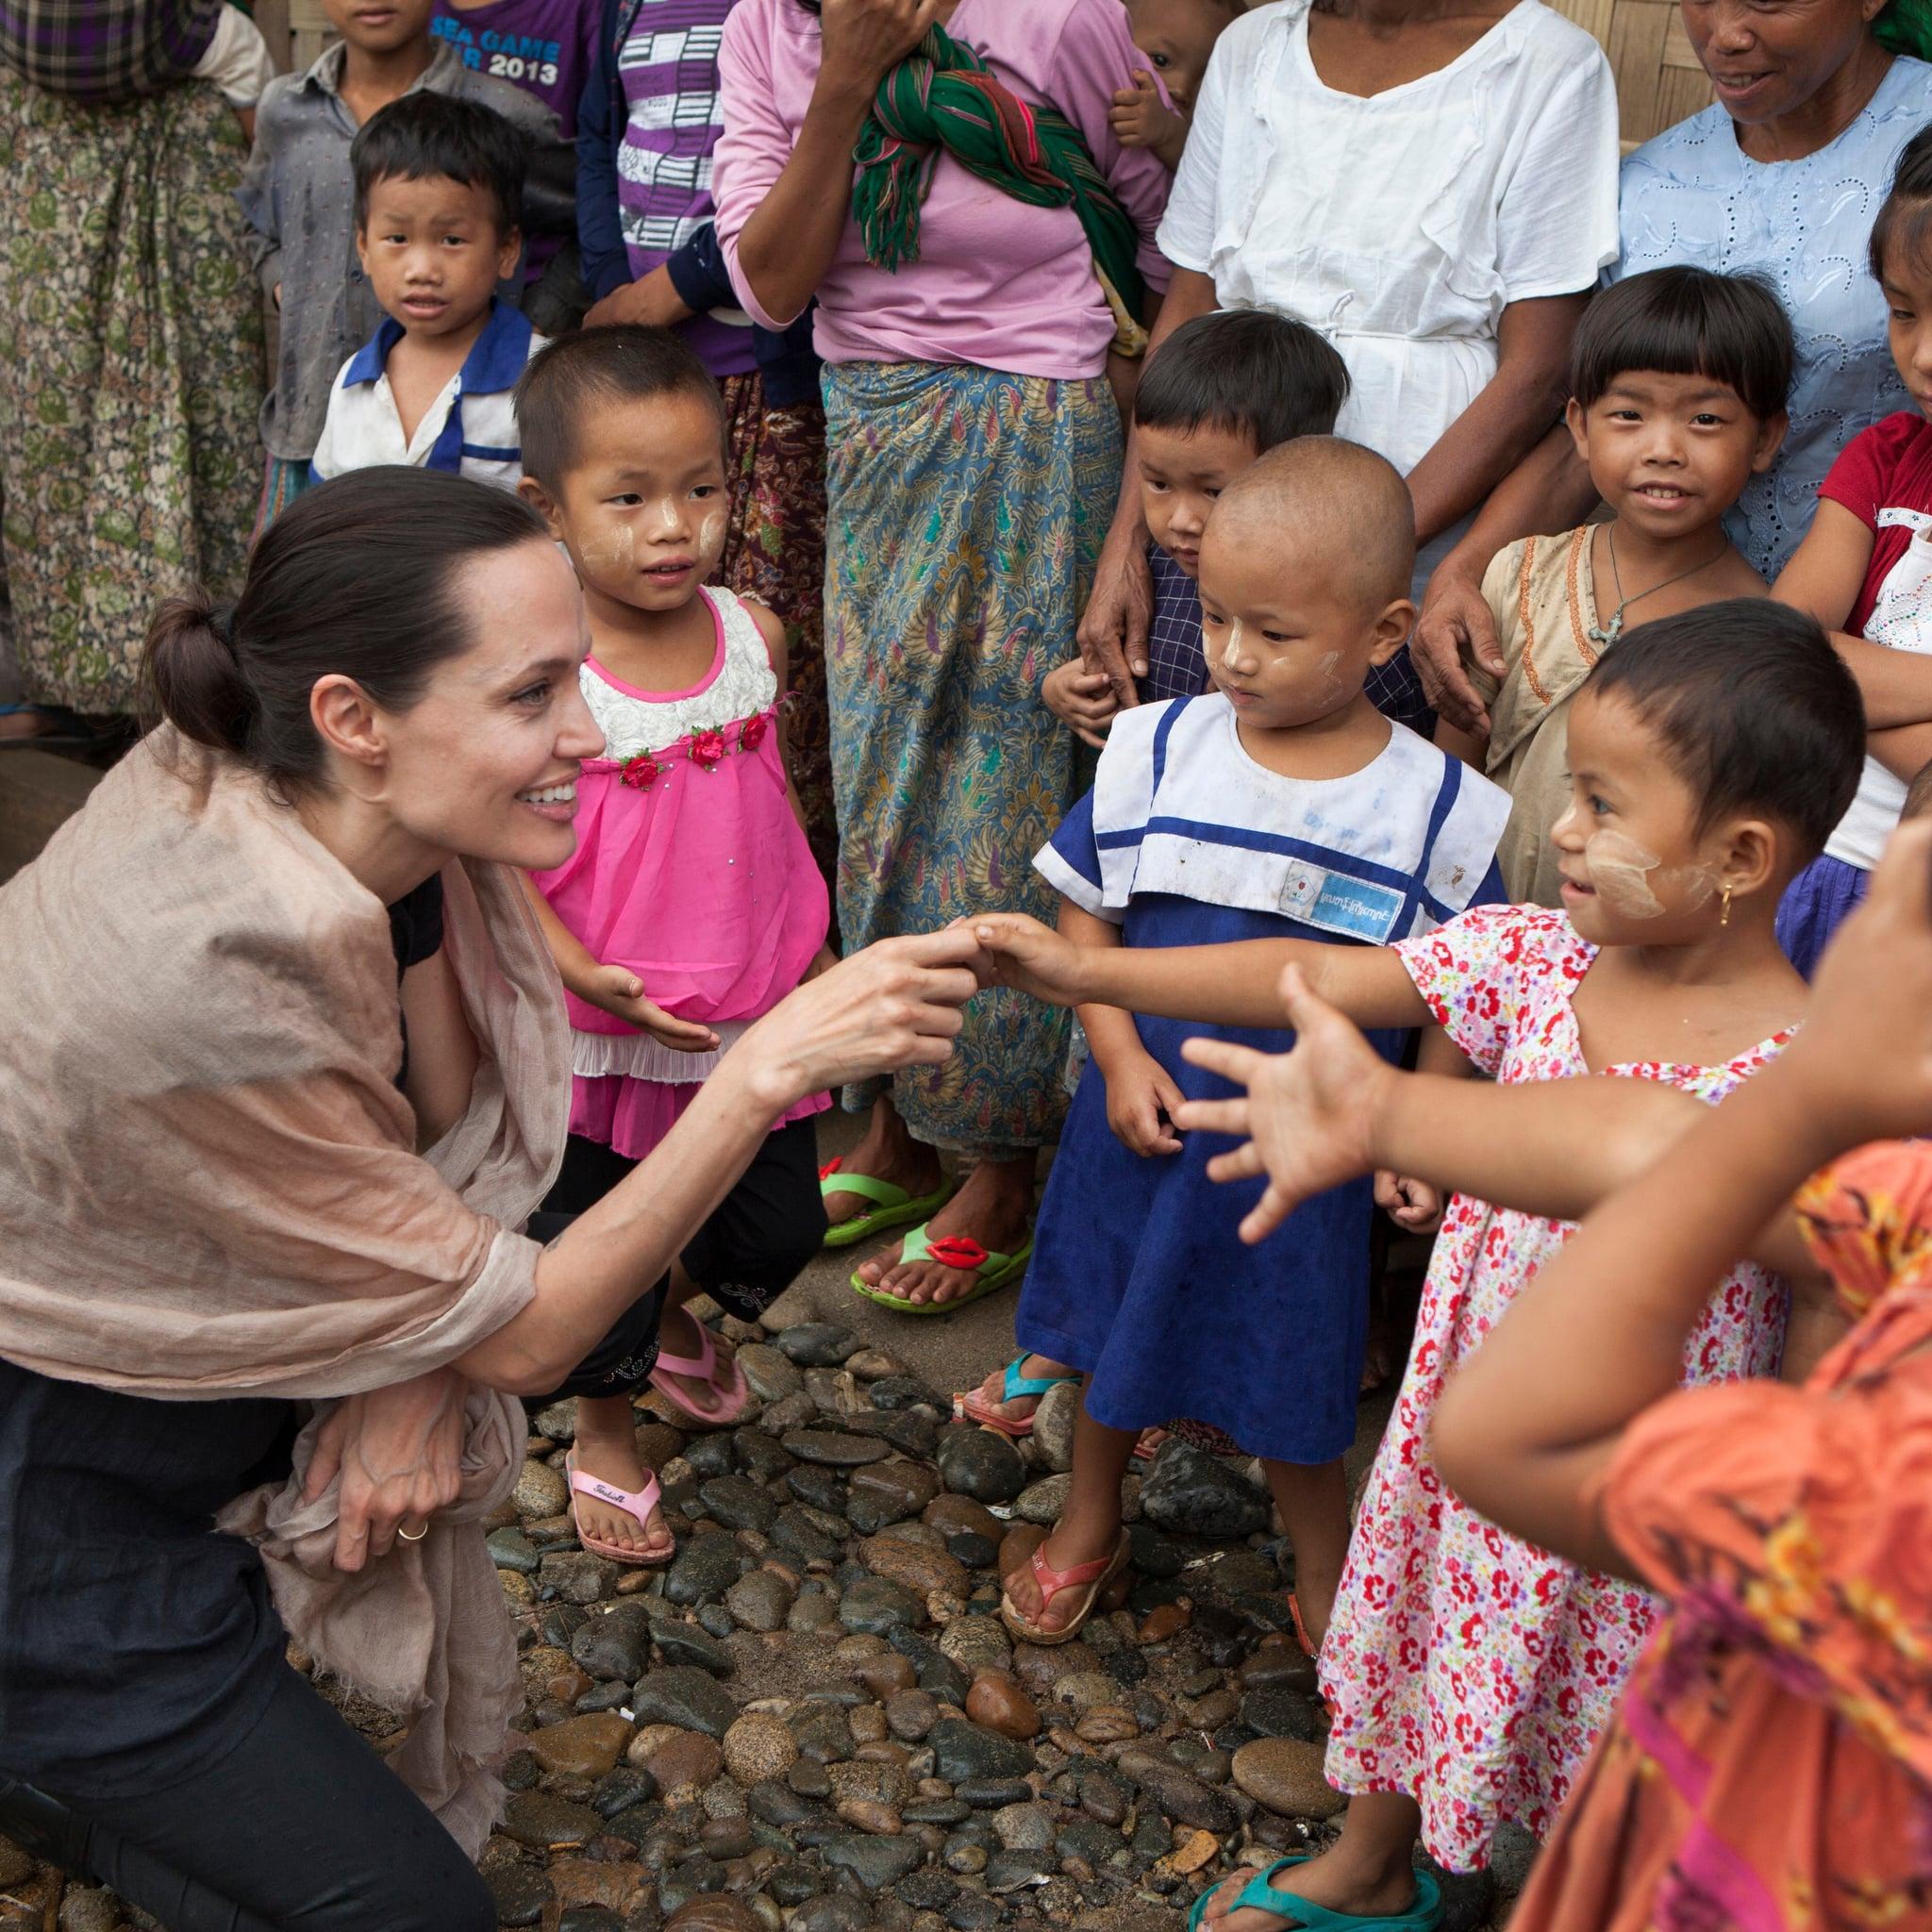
left=818, top=1159, right=958, bottom=1250
left=850, top=1220, right=1033, bottom=1316
left=957, top=1355, right=1080, bottom=1436
left=1185, top=1858, right=1442, bottom=1932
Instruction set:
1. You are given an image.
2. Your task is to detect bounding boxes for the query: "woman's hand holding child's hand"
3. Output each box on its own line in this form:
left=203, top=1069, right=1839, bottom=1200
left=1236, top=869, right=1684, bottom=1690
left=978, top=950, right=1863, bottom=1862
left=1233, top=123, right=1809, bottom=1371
left=1100, top=1049, right=1185, bottom=1158
left=1043, top=659, right=1121, bottom=748
left=1375, top=1170, right=1443, bottom=1234
left=971, top=913, right=1090, bottom=1008
left=578, top=962, right=721, bottom=1055
left=1174, top=965, right=1393, bottom=1243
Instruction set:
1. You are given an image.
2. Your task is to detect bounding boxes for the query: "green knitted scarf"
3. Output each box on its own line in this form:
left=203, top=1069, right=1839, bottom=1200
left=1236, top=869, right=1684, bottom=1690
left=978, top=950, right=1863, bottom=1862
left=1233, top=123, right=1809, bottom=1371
left=850, top=23, right=1147, bottom=347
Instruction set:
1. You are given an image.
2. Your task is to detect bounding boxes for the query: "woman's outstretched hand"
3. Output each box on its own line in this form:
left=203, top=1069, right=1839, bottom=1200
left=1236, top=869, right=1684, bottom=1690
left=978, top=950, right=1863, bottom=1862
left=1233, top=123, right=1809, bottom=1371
left=304, top=1369, right=469, bottom=1572
left=1172, top=965, right=1395, bottom=1242
left=738, top=927, right=984, bottom=1110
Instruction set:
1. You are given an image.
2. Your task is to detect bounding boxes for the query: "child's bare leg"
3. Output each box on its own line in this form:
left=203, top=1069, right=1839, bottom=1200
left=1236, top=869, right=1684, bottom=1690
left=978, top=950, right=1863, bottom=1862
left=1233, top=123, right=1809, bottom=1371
left=1202, top=1794, right=1423, bottom=1928
left=569, top=1391, right=674, bottom=1558
left=1261, top=1457, right=1349, bottom=1647
left=1001, top=1382, right=1133, bottom=1634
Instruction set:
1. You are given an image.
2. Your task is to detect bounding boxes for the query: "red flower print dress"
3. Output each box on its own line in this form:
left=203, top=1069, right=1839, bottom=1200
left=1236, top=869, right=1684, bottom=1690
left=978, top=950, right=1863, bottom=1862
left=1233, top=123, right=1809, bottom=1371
left=1319, top=906, right=1791, bottom=1871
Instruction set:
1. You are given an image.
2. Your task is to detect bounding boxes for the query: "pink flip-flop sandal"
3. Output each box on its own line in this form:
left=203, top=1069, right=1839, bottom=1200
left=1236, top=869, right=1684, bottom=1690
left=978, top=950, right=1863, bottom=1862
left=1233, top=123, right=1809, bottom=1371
left=998, top=1529, right=1130, bottom=1646
left=647, top=1316, right=749, bottom=1429
left=565, top=1448, right=675, bottom=1566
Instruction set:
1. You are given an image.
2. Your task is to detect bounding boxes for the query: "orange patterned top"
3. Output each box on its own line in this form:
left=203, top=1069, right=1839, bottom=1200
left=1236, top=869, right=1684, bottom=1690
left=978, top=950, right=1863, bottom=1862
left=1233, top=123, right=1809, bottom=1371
left=1510, top=1140, right=1932, bottom=1930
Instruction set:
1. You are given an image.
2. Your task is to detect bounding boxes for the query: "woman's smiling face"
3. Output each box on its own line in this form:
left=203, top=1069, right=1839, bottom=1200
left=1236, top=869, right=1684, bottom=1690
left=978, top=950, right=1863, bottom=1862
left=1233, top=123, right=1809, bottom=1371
left=367, top=537, right=605, bottom=872
left=1678, top=0, right=1881, bottom=126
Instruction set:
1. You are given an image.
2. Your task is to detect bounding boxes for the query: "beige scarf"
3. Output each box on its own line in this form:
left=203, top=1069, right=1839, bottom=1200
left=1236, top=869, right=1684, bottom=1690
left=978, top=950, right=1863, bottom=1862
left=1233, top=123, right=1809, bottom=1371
left=0, top=729, right=573, bottom=1851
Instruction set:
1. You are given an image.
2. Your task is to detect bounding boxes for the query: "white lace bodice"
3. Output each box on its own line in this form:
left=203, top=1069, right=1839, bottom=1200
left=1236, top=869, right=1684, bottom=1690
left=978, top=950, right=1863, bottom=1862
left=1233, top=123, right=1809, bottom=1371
left=581, top=587, right=776, bottom=762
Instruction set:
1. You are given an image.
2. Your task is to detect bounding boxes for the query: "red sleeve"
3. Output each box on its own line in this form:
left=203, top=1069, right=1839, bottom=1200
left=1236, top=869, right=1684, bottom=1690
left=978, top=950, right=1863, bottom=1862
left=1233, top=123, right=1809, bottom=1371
left=1818, top=412, right=1923, bottom=530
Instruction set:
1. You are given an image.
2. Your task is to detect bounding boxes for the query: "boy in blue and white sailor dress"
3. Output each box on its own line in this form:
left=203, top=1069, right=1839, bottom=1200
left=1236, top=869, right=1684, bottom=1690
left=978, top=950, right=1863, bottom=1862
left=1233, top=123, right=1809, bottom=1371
left=1017, top=695, right=1510, bottom=1632
left=997, top=436, right=1511, bottom=1652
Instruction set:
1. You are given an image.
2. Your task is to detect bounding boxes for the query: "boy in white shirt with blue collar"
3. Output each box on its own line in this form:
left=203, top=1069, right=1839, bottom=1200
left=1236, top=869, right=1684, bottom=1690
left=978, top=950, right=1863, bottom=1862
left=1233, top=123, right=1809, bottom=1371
left=310, top=92, right=547, bottom=492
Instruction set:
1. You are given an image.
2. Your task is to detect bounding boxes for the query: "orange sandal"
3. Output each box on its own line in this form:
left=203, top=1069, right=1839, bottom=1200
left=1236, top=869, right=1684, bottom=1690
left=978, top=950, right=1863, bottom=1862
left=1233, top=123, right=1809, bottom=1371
left=999, top=1529, right=1130, bottom=1646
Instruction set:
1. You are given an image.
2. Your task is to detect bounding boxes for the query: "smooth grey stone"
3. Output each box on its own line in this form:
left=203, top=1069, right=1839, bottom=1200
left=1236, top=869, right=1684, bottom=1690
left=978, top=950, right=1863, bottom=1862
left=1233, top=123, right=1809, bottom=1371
left=630, top=1665, right=738, bottom=1740
left=774, top=1324, right=859, bottom=1368
left=665, top=1535, right=747, bottom=1607
left=818, top=1832, right=925, bottom=1891
left=930, top=1719, right=1033, bottom=1785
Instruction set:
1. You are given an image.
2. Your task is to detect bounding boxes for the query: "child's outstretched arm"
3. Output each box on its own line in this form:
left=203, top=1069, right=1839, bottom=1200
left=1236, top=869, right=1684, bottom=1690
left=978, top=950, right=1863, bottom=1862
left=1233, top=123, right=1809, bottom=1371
left=972, top=911, right=1430, bottom=1032
left=517, top=872, right=721, bottom=1053
left=1431, top=821, right=1932, bottom=1574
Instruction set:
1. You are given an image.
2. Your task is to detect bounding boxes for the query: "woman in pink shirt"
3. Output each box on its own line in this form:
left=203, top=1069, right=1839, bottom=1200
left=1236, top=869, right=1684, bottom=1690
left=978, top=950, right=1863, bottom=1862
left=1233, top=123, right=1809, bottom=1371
left=713, top=0, right=1169, bottom=1311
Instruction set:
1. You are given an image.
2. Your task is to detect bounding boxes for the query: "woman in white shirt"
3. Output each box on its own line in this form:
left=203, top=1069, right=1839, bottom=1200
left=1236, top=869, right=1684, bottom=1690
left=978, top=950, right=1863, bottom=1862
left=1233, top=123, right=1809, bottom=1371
left=1080, top=0, right=1621, bottom=730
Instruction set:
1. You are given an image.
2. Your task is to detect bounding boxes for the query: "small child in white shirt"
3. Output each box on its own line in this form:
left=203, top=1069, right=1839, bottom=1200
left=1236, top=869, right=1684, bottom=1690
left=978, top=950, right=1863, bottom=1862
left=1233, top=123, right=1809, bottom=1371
left=310, top=92, right=546, bottom=492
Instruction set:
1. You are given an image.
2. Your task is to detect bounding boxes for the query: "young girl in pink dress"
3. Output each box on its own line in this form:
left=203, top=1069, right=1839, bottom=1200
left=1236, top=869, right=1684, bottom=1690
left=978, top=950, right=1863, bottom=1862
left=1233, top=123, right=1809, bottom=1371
left=516, top=325, right=830, bottom=1562
left=970, top=599, right=1866, bottom=1926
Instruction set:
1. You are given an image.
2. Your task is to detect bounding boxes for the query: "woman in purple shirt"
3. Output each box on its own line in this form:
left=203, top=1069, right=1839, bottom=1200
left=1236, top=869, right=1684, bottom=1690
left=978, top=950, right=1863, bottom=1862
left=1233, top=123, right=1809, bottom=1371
left=714, top=0, right=1170, bottom=1313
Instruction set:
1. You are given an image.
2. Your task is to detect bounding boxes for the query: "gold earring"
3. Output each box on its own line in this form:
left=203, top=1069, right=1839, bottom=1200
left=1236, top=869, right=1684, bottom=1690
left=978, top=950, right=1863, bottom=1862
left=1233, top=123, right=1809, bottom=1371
left=1720, top=884, right=1733, bottom=928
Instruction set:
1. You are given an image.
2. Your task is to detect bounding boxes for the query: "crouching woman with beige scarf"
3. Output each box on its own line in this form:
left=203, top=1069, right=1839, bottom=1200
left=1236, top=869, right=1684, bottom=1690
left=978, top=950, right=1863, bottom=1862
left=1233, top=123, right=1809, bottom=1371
left=0, top=468, right=984, bottom=1932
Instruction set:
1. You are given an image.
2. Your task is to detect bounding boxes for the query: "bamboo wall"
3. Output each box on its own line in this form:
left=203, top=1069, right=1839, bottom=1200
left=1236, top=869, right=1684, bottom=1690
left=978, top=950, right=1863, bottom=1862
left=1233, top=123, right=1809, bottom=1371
left=1546, top=0, right=1715, bottom=146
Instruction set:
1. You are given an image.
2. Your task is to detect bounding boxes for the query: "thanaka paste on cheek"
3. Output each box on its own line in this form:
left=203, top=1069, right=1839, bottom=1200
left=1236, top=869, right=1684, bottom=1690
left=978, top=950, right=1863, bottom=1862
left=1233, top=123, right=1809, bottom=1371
left=696, top=508, right=727, bottom=575
left=1582, top=828, right=1667, bottom=919
left=577, top=523, right=634, bottom=578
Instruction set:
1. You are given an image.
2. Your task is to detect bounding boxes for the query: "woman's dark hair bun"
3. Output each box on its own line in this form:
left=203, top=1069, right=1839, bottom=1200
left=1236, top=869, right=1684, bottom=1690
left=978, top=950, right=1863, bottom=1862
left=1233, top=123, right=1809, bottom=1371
left=142, top=587, right=258, bottom=758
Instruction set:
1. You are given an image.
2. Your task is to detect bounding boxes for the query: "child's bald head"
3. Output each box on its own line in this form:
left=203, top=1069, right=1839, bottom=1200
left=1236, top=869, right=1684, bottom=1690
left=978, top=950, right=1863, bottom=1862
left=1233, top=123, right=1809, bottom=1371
left=1208, top=437, right=1416, bottom=617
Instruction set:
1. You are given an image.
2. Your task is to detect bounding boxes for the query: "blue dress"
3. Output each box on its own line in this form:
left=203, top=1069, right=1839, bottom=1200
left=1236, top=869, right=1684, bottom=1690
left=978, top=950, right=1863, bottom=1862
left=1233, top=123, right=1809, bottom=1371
left=1019, top=696, right=1509, bottom=1464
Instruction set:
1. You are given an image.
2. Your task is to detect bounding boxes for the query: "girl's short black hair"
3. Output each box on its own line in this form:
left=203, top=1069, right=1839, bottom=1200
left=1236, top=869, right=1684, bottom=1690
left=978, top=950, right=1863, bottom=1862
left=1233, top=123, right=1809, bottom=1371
left=1570, top=266, right=1793, bottom=422
left=515, top=325, right=725, bottom=491
left=1133, top=308, right=1351, bottom=455
left=1583, top=600, right=1863, bottom=860
left=351, top=92, right=529, bottom=236
left=1870, top=121, right=1932, bottom=285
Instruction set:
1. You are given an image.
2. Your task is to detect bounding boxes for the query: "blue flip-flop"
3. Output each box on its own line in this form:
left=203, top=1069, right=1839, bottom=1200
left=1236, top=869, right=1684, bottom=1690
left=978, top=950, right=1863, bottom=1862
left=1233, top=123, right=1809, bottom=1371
left=1185, top=1858, right=1442, bottom=1932
left=956, top=1355, right=1078, bottom=1437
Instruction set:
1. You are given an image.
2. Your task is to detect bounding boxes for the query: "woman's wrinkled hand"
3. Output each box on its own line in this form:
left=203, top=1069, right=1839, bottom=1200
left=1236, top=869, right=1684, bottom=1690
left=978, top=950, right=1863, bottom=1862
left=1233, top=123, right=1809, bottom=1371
left=1410, top=564, right=1503, bottom=736
left=818, top=0, right=946, bottom=96
left=739, top=927, right=985, bottom=1109
left=304, top=1369, right=470, bottom=1573
left=1077, top=524, right=1154, bottom=710
left=1172, top=965, right=1394, bottom=1242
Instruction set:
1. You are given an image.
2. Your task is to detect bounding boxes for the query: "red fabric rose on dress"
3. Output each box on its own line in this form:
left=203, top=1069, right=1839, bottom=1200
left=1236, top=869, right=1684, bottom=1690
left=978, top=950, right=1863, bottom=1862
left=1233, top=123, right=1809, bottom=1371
left=691, top=729, right=726, bottom=769
left=740, top=713, right=768, bottom=751
left=622, top=755, right=661, bottom=790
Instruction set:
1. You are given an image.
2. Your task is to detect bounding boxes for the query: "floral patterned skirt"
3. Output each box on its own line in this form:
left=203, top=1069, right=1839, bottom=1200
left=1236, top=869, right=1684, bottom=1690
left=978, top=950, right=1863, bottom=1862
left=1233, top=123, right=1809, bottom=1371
left=716, top=374, right=833, bottom=891
left=0, top=76, right=262, bottom=713
left=822, top=358, right=1120, bottom=1156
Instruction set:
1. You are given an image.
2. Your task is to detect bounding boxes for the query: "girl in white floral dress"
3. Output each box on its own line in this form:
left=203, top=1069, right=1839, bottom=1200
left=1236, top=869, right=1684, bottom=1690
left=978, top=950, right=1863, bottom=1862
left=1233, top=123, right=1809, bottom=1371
left=970, top=599, right=1867, bottom=1927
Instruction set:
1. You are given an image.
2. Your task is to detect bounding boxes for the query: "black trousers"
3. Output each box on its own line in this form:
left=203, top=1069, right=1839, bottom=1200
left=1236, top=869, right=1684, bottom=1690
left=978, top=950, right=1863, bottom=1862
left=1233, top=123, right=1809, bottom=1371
left=528, top=1114, right=828, bottom=1403
left=0, top=1665, right=495, bottom=1932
